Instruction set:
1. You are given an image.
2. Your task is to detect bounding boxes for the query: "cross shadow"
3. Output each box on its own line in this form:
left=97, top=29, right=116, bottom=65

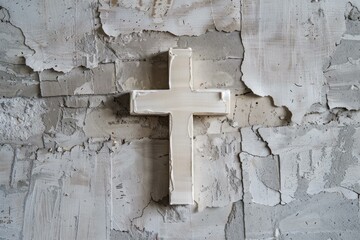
left=148, top=51, right=169, bottom=90
left=147, top=52, right=170, bottom=205
left=112, top=52, right=171, bottom=206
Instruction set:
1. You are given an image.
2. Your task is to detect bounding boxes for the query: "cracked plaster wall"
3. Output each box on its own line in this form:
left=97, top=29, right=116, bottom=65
left=0, top=0, right=360, bottom=240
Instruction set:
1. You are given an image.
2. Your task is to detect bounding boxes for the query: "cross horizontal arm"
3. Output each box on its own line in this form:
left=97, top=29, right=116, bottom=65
left=190, top=90, right=231, bottom=115
left=130, top=90, right=171, bottom=115
left=130, top=89, right=231, bottom=115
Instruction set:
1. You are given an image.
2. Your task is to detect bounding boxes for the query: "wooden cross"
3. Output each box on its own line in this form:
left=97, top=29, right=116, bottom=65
left=130, top=48, right=230, bottom=205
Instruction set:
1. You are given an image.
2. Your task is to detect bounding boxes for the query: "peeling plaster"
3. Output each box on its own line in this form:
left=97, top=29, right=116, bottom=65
left=259, top=125, right=360, bottom=204
left=0, top=98, right=46, bottom=146
left=241, top=0, right=360, bottom=122
left=194, top=132, right=242, bottom=210
left=39, top=64, right=116, bottom=96
left=244, top=193, right=360, bottom=239
left=240, top=152, right=280, bottom=206
left=0, top=0, right=99, bottom=72
left=23, top=146, right=111, bottom=240
left=99, top=0, right=240, bottom=36
left=111, top=139, right=169, bottom=231
left=325, top=3, right=360, bottom=110
left=132, top=201, right=233, bottom=239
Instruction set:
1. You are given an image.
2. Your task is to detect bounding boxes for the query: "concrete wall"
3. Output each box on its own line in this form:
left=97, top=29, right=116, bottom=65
left=0, top=0, right=360, bottom=239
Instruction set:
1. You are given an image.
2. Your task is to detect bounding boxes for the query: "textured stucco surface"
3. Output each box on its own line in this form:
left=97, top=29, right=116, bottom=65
left=0, top=0, right=360, bottom=239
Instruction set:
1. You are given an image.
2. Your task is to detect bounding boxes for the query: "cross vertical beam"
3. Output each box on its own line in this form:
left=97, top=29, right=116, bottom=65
left=169, top=111, right=194, bottom=204
left=130, top=48, right=230, bottom=205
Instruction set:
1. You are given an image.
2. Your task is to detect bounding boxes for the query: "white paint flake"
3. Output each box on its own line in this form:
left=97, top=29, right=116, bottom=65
left=241, top=0, right=360, bottom=122
left=1, top=0, right=99, bottom=72
left=99, top=0, right=240, bottom=36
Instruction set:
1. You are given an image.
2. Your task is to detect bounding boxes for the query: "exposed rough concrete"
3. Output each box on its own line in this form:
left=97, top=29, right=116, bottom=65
left=0, top=98, right=46, bottom=146
left=225, top=201, right=245, bottom=240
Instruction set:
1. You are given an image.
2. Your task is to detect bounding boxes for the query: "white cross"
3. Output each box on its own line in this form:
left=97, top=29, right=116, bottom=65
left=130, top=48, right=230, bottom=205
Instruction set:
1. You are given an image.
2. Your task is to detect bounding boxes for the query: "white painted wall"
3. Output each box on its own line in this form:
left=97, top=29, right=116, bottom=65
left=0, top=0, right=360, bottom=239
